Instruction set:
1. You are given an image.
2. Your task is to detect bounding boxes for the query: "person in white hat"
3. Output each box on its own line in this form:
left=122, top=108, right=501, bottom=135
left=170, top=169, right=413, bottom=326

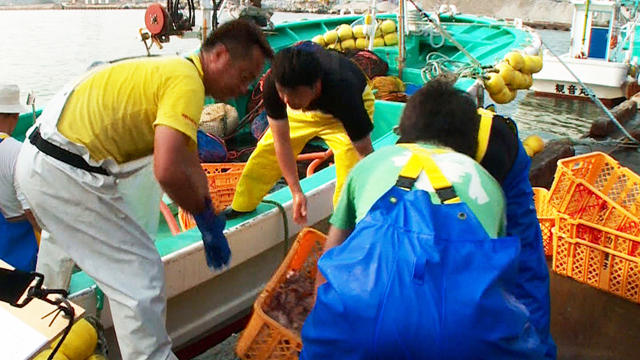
left=0, top=83, right=39, bottom=271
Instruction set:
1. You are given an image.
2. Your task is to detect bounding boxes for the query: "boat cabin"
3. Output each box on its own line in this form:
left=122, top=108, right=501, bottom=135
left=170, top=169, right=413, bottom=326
left=569, top=0, right=626, bottom=61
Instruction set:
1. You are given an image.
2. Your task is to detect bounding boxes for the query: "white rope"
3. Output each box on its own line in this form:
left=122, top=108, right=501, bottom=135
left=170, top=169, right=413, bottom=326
left=542, top=39, right=639, bottom=144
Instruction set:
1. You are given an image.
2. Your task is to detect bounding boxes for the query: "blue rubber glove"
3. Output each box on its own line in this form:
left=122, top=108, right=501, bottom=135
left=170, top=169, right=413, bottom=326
left=193, top=200, right=231, bottom=270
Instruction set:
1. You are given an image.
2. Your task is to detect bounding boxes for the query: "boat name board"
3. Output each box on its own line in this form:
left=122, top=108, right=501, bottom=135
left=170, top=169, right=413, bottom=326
left=554, top=83, right=590, bottom=96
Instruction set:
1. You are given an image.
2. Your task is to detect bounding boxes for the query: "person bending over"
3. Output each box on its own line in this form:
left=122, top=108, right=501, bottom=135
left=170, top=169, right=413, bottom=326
left=229, top=42, right=375, bottom=225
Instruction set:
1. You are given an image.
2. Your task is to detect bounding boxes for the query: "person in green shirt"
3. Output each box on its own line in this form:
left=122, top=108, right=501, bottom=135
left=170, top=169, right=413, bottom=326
left=324, top=79, right=506, bottom=256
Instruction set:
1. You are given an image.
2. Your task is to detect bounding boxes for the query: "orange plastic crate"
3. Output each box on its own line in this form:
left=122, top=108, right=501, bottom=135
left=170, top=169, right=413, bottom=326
left=178, top=162, right=246, bottom=231
left=533, top=187, right=555, bottom=256
left=552, top=214, right=640, bottom=303
left=547, top=152, right=640, bottom=235
left=236, top=228, right=327, bottom=360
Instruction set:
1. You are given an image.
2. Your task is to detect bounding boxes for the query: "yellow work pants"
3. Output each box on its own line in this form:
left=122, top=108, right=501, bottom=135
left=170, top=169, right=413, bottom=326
left=232, top=86, right=375, bottom=212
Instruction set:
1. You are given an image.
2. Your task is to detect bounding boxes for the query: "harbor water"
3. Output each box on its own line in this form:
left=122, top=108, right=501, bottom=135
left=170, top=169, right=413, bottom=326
left=0, top=9, right=601, bottom=139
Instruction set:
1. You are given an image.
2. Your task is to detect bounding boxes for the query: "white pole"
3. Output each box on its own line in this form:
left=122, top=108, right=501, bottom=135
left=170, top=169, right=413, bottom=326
left=397, top=0, right=406, bottom=79
left=366, top=0, right=377, bottom=51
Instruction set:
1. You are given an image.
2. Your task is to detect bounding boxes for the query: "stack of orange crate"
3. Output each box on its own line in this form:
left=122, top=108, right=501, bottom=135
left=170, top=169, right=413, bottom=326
left=533, top=187, right=556, bottom=256
left=543, top=152, right=640, bottom=303
left=178, top=163, right=246, bottom=231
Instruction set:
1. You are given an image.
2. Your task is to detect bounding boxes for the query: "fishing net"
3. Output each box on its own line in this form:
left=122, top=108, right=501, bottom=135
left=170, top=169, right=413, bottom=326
left=245, top=70, right=270, bottom=127
left=343, top=49, right=389, bottom=80
left=372, top=76, right=408, bottom=102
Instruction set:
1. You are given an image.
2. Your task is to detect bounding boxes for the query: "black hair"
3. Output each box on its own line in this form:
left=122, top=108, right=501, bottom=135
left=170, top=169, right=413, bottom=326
left=202, top=19, right=274, bottom=60
left=271, top=46, right=322, bottom=88
left=398, top=78, right=479, bottom=157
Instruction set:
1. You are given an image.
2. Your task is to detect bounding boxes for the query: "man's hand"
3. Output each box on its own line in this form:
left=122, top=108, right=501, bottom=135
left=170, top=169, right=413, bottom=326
left=268, top=116, right=309, bottom=226
left=194, top=199, right=231, bottom=270
left=292, top=190, right=308, bottom=226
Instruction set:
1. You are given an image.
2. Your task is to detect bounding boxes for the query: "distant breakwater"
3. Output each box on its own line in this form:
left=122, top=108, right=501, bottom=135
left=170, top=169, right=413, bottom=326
left=0, top=0, right=574, bottom=27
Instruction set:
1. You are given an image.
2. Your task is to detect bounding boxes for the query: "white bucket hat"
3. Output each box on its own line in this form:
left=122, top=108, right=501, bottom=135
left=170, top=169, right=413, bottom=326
left=0, top=84, right=27, bottom=114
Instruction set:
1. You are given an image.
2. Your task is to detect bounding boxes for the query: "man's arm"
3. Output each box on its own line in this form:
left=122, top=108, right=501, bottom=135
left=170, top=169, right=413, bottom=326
left=315, top=225, right=352, bottom=288
left=268, top=116, right=307, bottom=225
left=352, top=135, right=374, bottom=158
left=154, top=125, right=210, bottom=214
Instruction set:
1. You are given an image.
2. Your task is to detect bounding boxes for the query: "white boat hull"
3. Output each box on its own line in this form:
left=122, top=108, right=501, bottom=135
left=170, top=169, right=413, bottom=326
left=532, top=53, right=630, bottom=100
left=70, top=178, right=336, bottom=354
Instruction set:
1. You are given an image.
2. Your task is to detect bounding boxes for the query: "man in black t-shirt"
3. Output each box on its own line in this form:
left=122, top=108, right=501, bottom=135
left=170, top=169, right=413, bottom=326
left=230, top=43, right=375, bottom=225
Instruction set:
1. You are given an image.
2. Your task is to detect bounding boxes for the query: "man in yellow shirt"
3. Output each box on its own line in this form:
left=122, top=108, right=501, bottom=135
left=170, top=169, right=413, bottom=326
left=16, top=20, right=273, bottom=360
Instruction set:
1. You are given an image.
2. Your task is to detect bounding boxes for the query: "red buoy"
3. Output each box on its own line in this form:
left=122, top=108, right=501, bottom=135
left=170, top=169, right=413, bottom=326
left=145, top=3, right=169, bottom=36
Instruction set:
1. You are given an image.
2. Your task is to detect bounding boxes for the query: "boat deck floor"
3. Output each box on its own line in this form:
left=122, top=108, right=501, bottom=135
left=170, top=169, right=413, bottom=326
left=192, top=334, right=239, bottom=360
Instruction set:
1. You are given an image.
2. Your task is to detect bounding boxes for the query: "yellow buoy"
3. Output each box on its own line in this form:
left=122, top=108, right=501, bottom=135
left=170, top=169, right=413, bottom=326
left=522, top=73, right=533, bottom=89
left=327, top=42, right=343, bottom=51
left=312, top=35, right=325, bottom=47
left=86, top=355, right=107, bottom=360
left=33, top=350, right=70, bottom=360
left=355, top=37, right=367, bottom=49
left=495, top=62, right=517, bottom=87
left=380, top=19, right=397, bottom=34
left=373, top=37, right=385, bottom=47
left=50, top=318, right=98, bottom=360
left=490, top=87, right=517, bottom=104
left=504, top=51, right=525, bottom=71
left=509, top=71, right=527, bottom=90
left=341, top=38, right=356, bottom=50
left=484, top=72, right=506, bottom=96
left=353, top=24, right=366, bottom=38
left=523, top=55, right=543, bottom=74
left=323, top=30, right=338, bottom=45
left=337, top=24, right=353, bottom=40
left=523, top=135, right=545, bottom=157
left=383, top=32, right=398, bottom=46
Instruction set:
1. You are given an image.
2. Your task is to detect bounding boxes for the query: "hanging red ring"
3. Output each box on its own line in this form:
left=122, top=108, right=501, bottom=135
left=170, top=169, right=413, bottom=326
left=145, top=3, right=168, bottom=36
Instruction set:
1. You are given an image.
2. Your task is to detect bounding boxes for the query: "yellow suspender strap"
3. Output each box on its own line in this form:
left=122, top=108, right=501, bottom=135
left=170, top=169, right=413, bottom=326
left=475, top=108, right=493, bottom=162
left=396, top=144, right=461, bottom=204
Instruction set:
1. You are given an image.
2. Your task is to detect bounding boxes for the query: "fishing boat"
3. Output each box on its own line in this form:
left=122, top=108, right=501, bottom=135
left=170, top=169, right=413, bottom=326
left=12, top=1, right=542, bottom=355
left=532, top=0, right=640, bottom=105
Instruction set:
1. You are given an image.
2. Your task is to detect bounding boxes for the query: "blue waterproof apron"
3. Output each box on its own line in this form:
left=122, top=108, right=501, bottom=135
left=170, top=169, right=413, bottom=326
left=476, top=109, right=555, bottom=359
left=503, top=141, right=555, bottom=358
left=0, top=134, right=38, bottom=271
left=301, top=146, right=544, bottom=360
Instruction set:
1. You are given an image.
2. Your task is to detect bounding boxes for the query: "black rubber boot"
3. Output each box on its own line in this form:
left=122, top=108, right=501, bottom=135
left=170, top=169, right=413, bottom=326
left=223, top=206, right=253, bottom=220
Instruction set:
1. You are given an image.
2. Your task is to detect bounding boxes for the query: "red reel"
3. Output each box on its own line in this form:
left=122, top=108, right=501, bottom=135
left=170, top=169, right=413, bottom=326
left=145, top=3, right=169, bottom=36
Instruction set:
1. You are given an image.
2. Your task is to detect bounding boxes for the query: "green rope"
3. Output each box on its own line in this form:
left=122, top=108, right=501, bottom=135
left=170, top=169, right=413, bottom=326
left=421, top=52, right=490, bottom=82
left=261, top=199, right=290, bottom=258
left=406, top=0, right=488, bottom=83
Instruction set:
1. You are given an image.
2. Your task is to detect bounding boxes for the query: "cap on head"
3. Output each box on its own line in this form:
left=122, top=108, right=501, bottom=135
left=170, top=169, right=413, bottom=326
left=0, top=84, right=27, bottom=114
